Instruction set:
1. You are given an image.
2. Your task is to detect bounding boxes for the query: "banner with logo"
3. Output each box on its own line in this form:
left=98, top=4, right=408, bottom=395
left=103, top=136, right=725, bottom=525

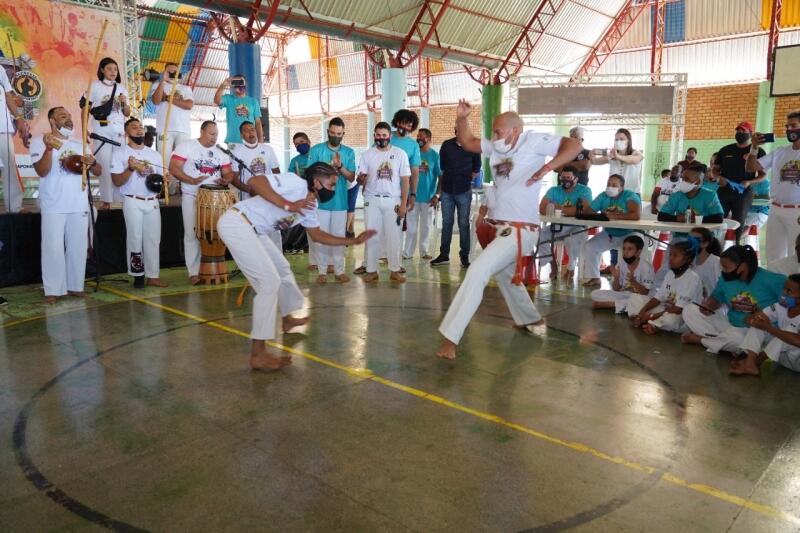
left=0, top=0, right=123, bottom=180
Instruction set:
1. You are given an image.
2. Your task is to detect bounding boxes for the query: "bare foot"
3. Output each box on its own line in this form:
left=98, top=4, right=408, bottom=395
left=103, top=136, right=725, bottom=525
left=436, top=338, right=457, bottom=360
left=250, top=342, right=292, bottom=371
left=307, top=264, right=319, bottom=272
left=729, top=355, right=760, bottom=376
left=326, top=265, right=334, bottom=274
left=146, top=278, right=168, bottom=287
left=363, top=272, right=379, bottom=283
left=67, top=291, right=85, bottom=297
left=642, top=323, right=659, bottom=335
left=98, top=202, right=111, bottom=210
left=390, top=271, right=406, bottom=283
left=44, top=295, right=57, bottom=305
left=335, top=274, right=350, bottom=283
left=282, top=314, right=310, bottom=333
left=422, top=254, right=432, bottom=260
left=189, top=275, right=202, bottom=285
left=316, top=274, right=328, bottom=284
left=549, top=261, right=558, bottom=280
left=681, top=332, right=703, bottom=345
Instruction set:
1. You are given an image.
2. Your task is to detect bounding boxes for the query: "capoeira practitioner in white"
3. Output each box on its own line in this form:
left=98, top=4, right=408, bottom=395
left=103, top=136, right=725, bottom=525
left=110, top=117, right=168, bottom=289
left=31, top=106, right=101, bottom=304
left=436, top=101, right=582, bottom=360
left=218, top=162, right=375, bottom=370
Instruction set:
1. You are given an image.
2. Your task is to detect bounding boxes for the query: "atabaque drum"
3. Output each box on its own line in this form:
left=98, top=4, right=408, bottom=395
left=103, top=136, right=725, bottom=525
left=195, top=184, right=237, bottom=284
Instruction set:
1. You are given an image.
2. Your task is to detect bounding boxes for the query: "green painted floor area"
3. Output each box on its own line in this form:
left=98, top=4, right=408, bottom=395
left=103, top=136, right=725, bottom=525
left=1, top=247, right=799, bottom=532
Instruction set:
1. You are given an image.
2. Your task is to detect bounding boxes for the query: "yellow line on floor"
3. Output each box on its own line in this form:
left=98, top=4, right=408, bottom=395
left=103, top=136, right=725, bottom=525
left=100, top=284, right=800, bottom=526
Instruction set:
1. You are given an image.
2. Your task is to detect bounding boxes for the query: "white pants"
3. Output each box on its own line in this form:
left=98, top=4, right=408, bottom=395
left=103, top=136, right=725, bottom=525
left=537, top=225, right=588, bottom=270
left=741, top=326, right=800, bottom=372
left=682, top=304, right=747, bottom=353
left=160, top=131, right=190, bottom=195
left=1, top=132, right=23, bottom=212
left=766, top=206, right=800, bottom=265
left=313, top=209, right=346, bottom=274
left=218, top=211, right=305, bottom=340
left=591, top=289, right=633, bottom=314
left=365, top=196, right=402, bottom=273
left=269, top=230, right=282, bottom=251
left=122, top=196, right=161, bottom=278
left=41, top=212, right=89, bottom=296
left=582, top=231, right=628, bottom=279
left=625, top=293, right=687, bottom=332
left=181, top=194, right=201, bottom=276
left=439, top=225, right=541, bottom=344
left=745, top=212, right=768, bottom=228
left=403, top=202, right=433, bottom=258
left=308, top=234, right=318, bottom=266
left=93, top=129, right=124, bottom=204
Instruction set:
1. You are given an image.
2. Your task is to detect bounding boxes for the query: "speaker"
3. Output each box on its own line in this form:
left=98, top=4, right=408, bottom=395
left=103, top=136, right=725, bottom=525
left=260, top=107, right=269, bottom=143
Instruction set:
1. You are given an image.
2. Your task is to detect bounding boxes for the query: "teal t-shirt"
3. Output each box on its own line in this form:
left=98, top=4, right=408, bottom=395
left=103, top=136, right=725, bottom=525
left=711, top=268, right=786, bottom=327
left=417, top=148, right=441, bottom=202
left=590, top=189, right=641, bottom=237
left=703, top=179, right=720, bottom=192
left=390, top=134, right=421, bottom=166
left=544, top=183, right=593, bottom=208
left=749, top=179, right=770, bottom=215
left=289, top=153, right=310, bottom=177
left=219, top=94, right=261, bottom=144
left=660, top=187, right=724, bottom=217
left=307, top=142, right=356, bottom=211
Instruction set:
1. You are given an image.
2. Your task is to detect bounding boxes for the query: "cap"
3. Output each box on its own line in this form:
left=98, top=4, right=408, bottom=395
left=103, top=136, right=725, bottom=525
left=735, top=121, right=754, bottom=133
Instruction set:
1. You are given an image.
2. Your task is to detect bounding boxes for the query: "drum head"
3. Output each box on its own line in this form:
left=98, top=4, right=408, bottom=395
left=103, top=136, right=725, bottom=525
left=199, top=184, right=228, bottom=191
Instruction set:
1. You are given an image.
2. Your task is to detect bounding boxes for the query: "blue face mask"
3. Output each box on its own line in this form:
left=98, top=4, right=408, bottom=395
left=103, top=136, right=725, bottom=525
left=297, top=143, right=310, bottom=155
left=780, top=295, right=797, bottom=309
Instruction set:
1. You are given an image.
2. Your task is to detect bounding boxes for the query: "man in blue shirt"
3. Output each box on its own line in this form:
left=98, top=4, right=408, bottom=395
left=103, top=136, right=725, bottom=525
left=658, top=162, right=724, bottom=224
left=307, top=117, right=356, bottom=283
left=537, top=166, right=593, bottom=282
left=390, top=109, right=421, bottom=214
left=214, top=75, right=263, bottom=145
left=404, top=128, right=441, bottom=259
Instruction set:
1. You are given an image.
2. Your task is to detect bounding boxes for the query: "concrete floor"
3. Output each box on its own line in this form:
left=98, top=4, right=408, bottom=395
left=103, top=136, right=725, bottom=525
left=1, top=240, right=799, bottom=532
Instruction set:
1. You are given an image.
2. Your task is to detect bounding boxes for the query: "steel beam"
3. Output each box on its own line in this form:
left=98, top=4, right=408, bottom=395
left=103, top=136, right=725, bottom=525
left=318, top=35, right=331, bottom=116
left=767, top=0, right=782, bottom=80
left=392, top=0, right=452, bottom=67
left=650, top=0, right=666, bottom=80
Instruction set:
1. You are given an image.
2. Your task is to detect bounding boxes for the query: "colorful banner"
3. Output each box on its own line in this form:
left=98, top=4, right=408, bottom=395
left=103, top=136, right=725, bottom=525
left=0, top=0, right=123, bottom=164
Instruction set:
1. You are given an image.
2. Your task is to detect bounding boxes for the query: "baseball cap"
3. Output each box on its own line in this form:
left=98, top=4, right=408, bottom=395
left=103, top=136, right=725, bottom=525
left=735, top=121, right=754, bottom=133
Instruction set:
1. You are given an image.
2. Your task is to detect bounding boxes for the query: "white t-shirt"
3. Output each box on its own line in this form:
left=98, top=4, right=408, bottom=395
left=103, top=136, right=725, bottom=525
left=610, top=153, right=643, bottom=195
left=758, top=145, right=800, bottom=205
left=88, top=80, right=128, bottom=136
left=110, top=144, right=163, bottom=197
left=236, top=172, right=319, bottom=235
left=655, top=177, right=680, bottom=208
left=358, top=146, right=410, bottom=198
left=30, top=136, right=90, bottom=214
left=763, top=303, right=800, bottom=332
left=0, top=67, right=14, bottom=134
left=482, top=185, right=497, bottom=217
left=154, top=81, right=194, bottom=134
left=230, top=142, right=280, bottom=198
left=770, top=254, right=800, bottom=276
left=618, top=258, right=655, bottom=293
left=692, top=254, right=722, bottom=297
left=654, top=268, right=703, bottom=308
left=480, top=130, right=561, bottom=225
left=171, top=140, right=232, bottom=197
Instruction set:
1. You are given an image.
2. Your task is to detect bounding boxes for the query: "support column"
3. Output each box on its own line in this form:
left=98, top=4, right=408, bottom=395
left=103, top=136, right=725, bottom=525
left=756, top=80, right=776, bottom=136
left=380, top=68, right=407, bottom=124
left=321, top=118, right=328, bottom=143
left=419, top=107, right=430, bottom=129
left=481, top=83, right=503, bottom=182
left=366, top=111, right=376, bottom=146
left=282, top=123, right=291, bottom=171
left=642, top=120, right=659, bottom=195
left=228, top=43, right=262, bottom=99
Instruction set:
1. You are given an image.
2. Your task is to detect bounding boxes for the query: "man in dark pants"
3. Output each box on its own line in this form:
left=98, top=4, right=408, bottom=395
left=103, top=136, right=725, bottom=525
left=431, top=128, right=482, bottom=267
left=714, top=121, right=766, bottom=242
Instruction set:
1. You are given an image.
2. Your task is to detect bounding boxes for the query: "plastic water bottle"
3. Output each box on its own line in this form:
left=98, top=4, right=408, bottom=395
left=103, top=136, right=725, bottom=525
left=547, top=203, right=556, bottom=218
left=685, top=208, right=693, bottom=224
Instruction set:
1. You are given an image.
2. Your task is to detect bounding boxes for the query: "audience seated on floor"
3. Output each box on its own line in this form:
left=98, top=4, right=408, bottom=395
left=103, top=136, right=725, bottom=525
left=590, top=235, right=654, bottom=314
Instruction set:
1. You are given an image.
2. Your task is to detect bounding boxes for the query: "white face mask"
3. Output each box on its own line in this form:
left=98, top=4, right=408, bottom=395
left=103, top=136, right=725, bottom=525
left=243, top=140, right=259, bottom=149
left=614, top=139, right=628, bottom=151
left=606, top=186, right=620, bottom=198
left=58, top=126, right=73, bottom=138
left=493, top=136, right=513, bottom=154
left=676, top=180, right=698, bottom=193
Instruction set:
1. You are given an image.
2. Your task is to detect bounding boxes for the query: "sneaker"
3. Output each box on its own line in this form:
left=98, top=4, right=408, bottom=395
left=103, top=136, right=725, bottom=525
left=353, top=265, right=367, bottom=275
left=430, top=255, right=449, bottom=266
left=460, top=256, right=470, bottom=268
left=133, top=276, right=145, bottom=289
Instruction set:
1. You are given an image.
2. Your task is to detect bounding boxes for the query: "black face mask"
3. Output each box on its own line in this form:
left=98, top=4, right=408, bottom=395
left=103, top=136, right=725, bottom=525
left=375, top=138, right=389, bottom=148
left=735, top=132, right=751, bottom=144
left=395, top=127, right=407, bottom=137
left=721, top=268, right=740, bottom=282
left=328, top=135, right=342, bottom=147
left=669, top=174, right=679, bottom=182
left=787, top=129, right=800, bottom=143
left=130, top=135, right=145, bottom=145
left=560, top=179, right=575, bottom=189
left=671, top=263, right=691, bottom=276
left=622, top=255, right=637, bottom=265
left=317, top=186, right=335, bottom=203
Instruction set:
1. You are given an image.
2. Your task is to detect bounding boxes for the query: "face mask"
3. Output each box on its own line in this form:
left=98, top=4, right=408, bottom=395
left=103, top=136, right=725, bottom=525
left=316, top=185, right=335, bottom=203
left=416, top=139, right=425, bottom=149
left=735, top=132, right=751, bottom=144
left=622, top=255, right=637, bottom=265
left=685, top=154, right=695, bottom=161
left=721, top=269, right=740, bottom=282
left=561, top=179, right=575, bottom=189
left=58, top=125, right=73, bottom=138
left=669, top=174, right=679, bottom=182
left=605, top=186, right=620, bottom=198
left=328, top=135, right=342, bottom=147
left=780, top=295, right=797, bottom=309
left=297, top=143, right=310, bottom=155
left=243, top=140, right=259, bottom=149
left=614, top=139, right=627, bottom=151
left=493, top=137, right=513, bottom=154
left=670, top=263, right=691, bottom=276
left=130, top=135, right=145, bottom=145
left=787, top=129, right=800, bottom=143
left=395, top=127, right=407, bottom=137
left=375, top=138, right=389, bottom=148
left=676, top=180, right=698, bottom=193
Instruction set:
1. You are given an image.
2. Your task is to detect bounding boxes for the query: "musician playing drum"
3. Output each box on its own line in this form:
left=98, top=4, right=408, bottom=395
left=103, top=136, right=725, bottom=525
left=111, top=117, right=168, bottom=289
left=168, top=120, right=234, bottom=285
left=30, top=106, right=100, bottom=304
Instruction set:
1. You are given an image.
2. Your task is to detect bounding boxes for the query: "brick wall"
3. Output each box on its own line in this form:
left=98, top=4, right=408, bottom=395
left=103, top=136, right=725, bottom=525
left=429, top=104, right=483, bottom=145
left=774, top=95, right=800, bottom=133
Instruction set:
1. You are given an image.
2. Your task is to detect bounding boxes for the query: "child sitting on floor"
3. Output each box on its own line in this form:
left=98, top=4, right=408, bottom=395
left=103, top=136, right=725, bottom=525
left=590, top=235, right=654, bottom=314
left=730, top=274, right=800, bottom=376
left=629, top=238, right=704, bottom=334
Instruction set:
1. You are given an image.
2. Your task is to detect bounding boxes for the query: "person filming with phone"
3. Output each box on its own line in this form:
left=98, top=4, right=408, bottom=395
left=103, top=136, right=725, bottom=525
left=214, top=74, right=263, bottom=145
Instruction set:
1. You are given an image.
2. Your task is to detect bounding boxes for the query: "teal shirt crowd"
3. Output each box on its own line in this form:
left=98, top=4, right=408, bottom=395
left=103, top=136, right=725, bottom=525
left=417, top=148, right=441, bottom=203
left=307, top=142, right=356, bottom=211
left=544, top=183, right=593, bottom=208
left=711, top=268, right=786, bottom=328
left=288, top=153, right=310, bottom=177
left=748, top=179, right=770, bottom=216
left=390, top=133, right=421, bottom=167
left=590, top=189, right=641, bottom=237
left=660, top=187, right=724, bottom=218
